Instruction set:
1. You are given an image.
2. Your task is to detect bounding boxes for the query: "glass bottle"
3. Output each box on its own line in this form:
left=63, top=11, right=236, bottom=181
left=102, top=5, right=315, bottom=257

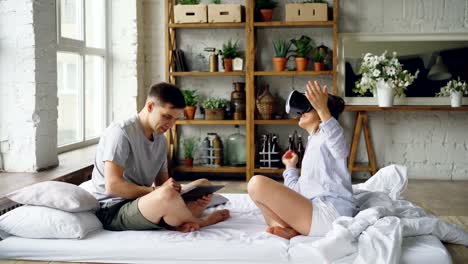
left=212, top=133, right=223, bottom=167
left=231, top=82, right=246, bottom=120
left=226, top=125, right=246, bottom=166
left=270, top=134, right=281, bottom=168
left=287, top=134, right=295, bottom=152
left=202, top=136, right=211, bottom=165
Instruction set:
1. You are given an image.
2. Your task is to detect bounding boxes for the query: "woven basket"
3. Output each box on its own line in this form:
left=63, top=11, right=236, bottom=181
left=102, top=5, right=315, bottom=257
left=205, top=108, right=225, bottom=120
left=256, top=85, right=274, bottom=120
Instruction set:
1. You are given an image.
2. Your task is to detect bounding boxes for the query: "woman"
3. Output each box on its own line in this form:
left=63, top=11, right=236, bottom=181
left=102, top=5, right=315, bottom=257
left=248, top=80, right=356, bottom=239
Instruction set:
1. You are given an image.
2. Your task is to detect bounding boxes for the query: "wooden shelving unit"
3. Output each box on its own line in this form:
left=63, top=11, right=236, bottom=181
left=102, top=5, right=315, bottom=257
left=165, top=0, right=339, bottom=181
left=176, top=120, right=246, bottom=125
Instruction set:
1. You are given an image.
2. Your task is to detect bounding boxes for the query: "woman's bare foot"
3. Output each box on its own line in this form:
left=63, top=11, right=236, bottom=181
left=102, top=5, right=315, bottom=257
left=199, top=209, right=230, bottom=227
left=266, top=226, right=300, bottom=240
left=175, top=222, right=200, bottom=233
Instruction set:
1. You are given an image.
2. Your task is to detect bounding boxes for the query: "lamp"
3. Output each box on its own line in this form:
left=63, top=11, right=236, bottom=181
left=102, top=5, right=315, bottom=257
left=427, top=55, right=452, bottom=81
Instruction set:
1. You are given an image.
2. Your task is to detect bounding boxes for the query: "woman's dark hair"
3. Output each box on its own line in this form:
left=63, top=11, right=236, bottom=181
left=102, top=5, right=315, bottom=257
left=148, top=82, right=186, bottom=109
left=327, top=94, right=345, bottom=120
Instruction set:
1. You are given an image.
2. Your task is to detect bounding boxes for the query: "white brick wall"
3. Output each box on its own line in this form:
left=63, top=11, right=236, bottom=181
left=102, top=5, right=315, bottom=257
left=0, top=0, right=58, bottom=172
left=142, top=0, right=468, bottom=180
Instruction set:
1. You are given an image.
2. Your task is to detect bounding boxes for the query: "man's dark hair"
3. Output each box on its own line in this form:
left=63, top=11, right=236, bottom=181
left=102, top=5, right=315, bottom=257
left=148, top=82, right=186, bottom=109
left=327, top=94, right=345, bottom=120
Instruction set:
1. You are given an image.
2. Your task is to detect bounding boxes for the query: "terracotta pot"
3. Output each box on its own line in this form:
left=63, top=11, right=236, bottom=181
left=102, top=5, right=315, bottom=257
left=295, top=57, right=309, bottom=71
left=205, top=108, right=225, bottom=120
left=273, top=57, right=287, bottom=71
left=184, top=157, right=193, bottom=167
left=259, top=9, right=273, bottom=22
left=184, top=106, right=197, bottom=120
left=314, top=62, right=325, bottom=71
left=223, top=59, right=233, bottom=72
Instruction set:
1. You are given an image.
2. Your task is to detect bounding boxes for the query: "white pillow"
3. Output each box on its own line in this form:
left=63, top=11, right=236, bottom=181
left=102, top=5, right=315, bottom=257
left=6, top=181, right=99, bottom=212
left=0, top=205, right=102, bottom=239
left=207, top=194, right=229, bottom=208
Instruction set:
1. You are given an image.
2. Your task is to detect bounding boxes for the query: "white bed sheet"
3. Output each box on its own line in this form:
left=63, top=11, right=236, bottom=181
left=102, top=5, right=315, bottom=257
left=0, top=194, right=451, bottom=264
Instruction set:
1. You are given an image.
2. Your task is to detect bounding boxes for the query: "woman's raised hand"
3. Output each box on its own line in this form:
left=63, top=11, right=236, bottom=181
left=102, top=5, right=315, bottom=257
left=282, top=150, right=298, bottom=169
left=305, top=80, right=332, bottom=122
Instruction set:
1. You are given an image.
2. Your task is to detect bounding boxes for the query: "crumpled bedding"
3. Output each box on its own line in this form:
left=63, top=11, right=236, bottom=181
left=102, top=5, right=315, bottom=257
left=307, top=164, right=468, bottom=264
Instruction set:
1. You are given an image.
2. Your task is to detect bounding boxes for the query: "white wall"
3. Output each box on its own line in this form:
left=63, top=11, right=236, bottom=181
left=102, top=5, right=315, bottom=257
left=0, top=0, right=58, bottom=172
left=143, top=0, right=468, bottom=180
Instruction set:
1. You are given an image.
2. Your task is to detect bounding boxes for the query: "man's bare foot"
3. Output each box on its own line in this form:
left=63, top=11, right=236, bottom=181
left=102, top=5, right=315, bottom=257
left=266, top=226, right=300, bottom=240
left=199, top=209, right=230, bottom=227
left=175, top=222, right=200, bottom=233
left=186, top=195, right=213, bottom=217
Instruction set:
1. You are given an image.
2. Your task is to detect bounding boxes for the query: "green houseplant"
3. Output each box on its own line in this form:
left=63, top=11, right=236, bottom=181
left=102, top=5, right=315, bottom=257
left=220, top=40, right=240, bottom=72
left=290, top=35, right=314, bottom=71
left=201, top=98, right=230, bottom=120
left=182, top=137, right=197, bottom=167
left=178, top=0, right=201, bottom=4
left=272, top=39, right=292, bottom=71
left=256, top=0, right=278, bottom=22
left=313, top=49, right=325, bottom=71
left=182, top=89, right=198, bottom=120
left=436, top=77, right=468, bottom=107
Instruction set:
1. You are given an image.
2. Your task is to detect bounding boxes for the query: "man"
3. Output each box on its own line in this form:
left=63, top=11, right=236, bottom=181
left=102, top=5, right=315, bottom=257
left=83, top=82, right=229, bottom=232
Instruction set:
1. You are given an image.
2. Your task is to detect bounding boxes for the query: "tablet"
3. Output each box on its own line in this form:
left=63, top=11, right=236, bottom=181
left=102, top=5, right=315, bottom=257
left=181, top=185, right=225, bottom=201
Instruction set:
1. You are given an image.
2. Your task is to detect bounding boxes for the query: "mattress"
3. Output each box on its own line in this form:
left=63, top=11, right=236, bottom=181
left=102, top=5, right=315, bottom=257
left=0, top=194, right=452, bottom=264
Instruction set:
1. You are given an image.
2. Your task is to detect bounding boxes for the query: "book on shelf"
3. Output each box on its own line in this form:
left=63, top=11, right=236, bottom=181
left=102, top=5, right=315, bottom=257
left=172, top=49, right=188, bottom=72
left=181, top=185, right=225, bottom=201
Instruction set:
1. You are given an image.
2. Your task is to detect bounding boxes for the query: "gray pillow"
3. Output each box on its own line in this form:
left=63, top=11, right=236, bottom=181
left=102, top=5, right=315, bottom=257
left=0, top=205, right=102, bottom=239
left=6, top=181, right=99, bottom=212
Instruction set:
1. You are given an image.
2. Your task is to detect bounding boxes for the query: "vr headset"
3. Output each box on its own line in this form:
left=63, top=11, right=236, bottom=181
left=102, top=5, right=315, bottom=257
left=285, top=90, right=313, bottom=116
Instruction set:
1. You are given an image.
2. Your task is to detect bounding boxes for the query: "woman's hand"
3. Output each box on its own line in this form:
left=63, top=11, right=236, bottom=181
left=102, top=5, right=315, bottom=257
left=282, top=150, right=298, bottom=169
left=305, top=81, right=332, bottom=122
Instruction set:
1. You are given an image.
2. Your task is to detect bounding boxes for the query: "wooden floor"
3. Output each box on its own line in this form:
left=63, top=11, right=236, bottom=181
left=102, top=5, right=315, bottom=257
left=1, top=179, right=467, bottom=264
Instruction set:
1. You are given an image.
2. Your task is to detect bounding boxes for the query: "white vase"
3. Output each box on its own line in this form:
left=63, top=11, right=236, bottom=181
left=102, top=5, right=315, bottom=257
left=450, top=91, right=462, bottom=107
left=376, top=80, right=395, bottom=107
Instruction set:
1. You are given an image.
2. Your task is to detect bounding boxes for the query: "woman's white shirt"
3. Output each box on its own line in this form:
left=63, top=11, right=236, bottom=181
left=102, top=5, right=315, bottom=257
left=283, top=118, right=356, bottom=216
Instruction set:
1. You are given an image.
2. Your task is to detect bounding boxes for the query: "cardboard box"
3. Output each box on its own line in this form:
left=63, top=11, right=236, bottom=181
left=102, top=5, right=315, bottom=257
left=174, top=4, right=207, bottom=23
left=208, top=4, right=243, bottom=23
left=285, top=3, right=328, bottom=22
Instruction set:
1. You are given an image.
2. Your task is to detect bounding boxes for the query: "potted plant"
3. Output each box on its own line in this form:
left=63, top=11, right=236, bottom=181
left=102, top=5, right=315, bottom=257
left=220, top=39, right=240, bottom=72
left=201, top=98, right=230, bottom=120
left=313, top=49, right=325, bottom=71
left=272, top=39, right=292, bottom=71
left=183, top=137, right=197, bottom=167
left=436, top=77, right=467, bottom=107
left=255, top=0, right=278, bottom=22
left=290, top=35, right=314, bottom=71
left=354, top=51, right=419, bottom=107
left=182, top=89, right=198, bottom=120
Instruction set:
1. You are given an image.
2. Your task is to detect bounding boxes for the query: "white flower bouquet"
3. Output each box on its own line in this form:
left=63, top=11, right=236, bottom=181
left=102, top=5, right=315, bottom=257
left=354, top=51, right=419, bottom=97
left=436, top=77, right=468, bottom=96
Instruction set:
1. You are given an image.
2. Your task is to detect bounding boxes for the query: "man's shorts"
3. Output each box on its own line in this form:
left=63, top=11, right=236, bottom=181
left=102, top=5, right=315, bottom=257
left=96, top=198, right=166, bottom=231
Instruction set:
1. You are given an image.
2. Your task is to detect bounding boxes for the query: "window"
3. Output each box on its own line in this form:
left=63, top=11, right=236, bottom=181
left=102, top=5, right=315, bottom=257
left=56, top=0, right=108, bottom=151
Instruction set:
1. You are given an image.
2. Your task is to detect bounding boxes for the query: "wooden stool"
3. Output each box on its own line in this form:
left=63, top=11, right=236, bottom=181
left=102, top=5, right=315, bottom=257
left=348, top=111, right=377, bottom=176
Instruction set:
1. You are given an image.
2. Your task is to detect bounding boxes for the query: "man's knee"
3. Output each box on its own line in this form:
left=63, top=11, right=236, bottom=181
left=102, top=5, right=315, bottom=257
left=247, top=175, right=268, bottom=197
left=150, top=186, right=180, bottom=204
left=193, top=178, right=210, bottom=186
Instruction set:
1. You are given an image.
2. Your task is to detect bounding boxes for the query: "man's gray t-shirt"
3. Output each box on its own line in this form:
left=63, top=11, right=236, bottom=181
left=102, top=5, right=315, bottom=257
left=88, top=114, right=168, bottom=205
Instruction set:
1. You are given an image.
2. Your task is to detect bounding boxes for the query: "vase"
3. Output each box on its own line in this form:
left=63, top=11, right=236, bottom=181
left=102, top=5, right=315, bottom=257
left=223, top=59, right=233, bottom=72
left=231, top=82, right=246, bottom=120
left=184, top=157, right=193, bottom=167
left=376, top=80, right=395, bottom=107
left=256, top=84, right=275, bottom=120
left=205, top=108, right=225, bottom=120
left=295, top=57, right=308, bottom=71
left=450, top=91, right=462, bottom=107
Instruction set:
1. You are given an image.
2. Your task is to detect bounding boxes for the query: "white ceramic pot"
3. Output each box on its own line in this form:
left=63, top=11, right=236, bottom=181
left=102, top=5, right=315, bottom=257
left=450, top=91, right=462, bottom=107
left=376, top=80, right=395, bottom=107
